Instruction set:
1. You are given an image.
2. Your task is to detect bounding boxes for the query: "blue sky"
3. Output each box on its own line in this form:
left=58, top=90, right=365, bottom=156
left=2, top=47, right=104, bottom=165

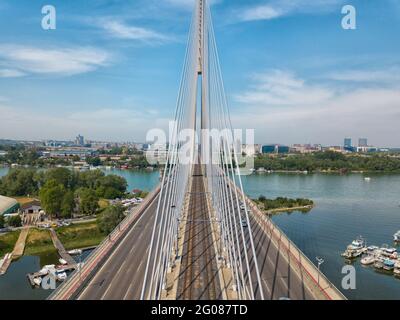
left=0, top=0, right=399, bottom=146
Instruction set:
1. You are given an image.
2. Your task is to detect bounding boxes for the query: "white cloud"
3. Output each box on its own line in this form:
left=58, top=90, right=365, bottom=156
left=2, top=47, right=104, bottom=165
left=0, top=45, right=110, bottom=77
left=240, top=5, right=284, bottom=21
left=236, top=70, right=333, bottom=106
left=0, top=69, right=26, bottom=78
left=101, top=20, right=170, bottom=43
left=237, top=0, right=345, bottom=22
left=233, top=70, right=400, bottom=147
left=327, top=67, right=400, bottom=83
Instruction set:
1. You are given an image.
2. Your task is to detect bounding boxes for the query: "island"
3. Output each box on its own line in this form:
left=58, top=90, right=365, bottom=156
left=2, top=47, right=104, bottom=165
left=253, top=195, right=314, bottom=215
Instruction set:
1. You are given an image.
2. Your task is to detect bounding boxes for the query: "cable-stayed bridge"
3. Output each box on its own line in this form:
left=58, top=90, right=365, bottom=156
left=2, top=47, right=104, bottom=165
left=49, top=0, right=345, bottom=301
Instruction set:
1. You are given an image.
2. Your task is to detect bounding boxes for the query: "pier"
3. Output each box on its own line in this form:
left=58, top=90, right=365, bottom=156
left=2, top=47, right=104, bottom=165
left=12, top=227, right=30, bottom=258
left=0, top=227, right=30, bottom=275
left=27, top=264, right=77, bottom=287
left=49, top=229, right=76, bottom=265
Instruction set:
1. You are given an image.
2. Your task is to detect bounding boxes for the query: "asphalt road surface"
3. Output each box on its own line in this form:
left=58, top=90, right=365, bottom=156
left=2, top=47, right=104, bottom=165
left=77, top=182, right=315, bottom=300
left=77, top=194, right=159, bottom=300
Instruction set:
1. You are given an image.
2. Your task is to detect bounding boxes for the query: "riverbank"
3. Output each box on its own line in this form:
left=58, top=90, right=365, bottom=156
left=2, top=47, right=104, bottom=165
left=1, top=222, right=106, bottom=259
left=264, top=205, right=314, bottom=215
left=0, top=230, right=21, bottom=257
left=253, top=196, right=314, bottom=216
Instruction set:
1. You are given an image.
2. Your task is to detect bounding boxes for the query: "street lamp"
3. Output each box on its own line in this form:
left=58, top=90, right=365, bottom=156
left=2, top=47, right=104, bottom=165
left=316, top=257, right=324, bottom=286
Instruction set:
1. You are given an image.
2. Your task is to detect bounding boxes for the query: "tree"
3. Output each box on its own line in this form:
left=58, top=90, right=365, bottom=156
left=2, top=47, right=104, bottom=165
left=8, top=215, right=22, bottom=227
left=0, top=215, right=5, bottom=228
left=0, top=169, right=39, bottom=196
left=87, top=157, right=102, bottom=167
left=77, top=188, right=99, bottom=216
left=45, top=167, right=75, bottom=189
left=98, top=205, right=125, bottom=234
left=96, top=175, right=127, bottom=199
left=39, top=179, right=66, bottom=218
left=61, top=191, right=75, bottom=218
left=77, top=170, right=105, bottom=189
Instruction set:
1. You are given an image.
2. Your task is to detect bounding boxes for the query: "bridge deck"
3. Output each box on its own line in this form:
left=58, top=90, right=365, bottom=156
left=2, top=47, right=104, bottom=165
left=76, top=195, right=159, bottom=300
left=176, top=165, right=222, bottom=300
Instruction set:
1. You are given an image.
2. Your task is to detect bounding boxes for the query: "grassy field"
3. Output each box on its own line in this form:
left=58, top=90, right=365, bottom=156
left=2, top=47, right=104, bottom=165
left=24, top=228, right=57, bottom=256
left=0, top=230, right=21, bottom=257
left=56, top=221, right=106, bottom=250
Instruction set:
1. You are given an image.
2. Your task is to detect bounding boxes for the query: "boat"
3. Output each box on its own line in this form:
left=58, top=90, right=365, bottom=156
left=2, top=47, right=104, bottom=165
left=383, top=259, right=395, bottom=272
left=394, top=231, right=400, bottom=242
left=361, top=255, right=375, bottom=265
left=33, top=277, right=42, bottom=286
left=367, top=245, right=379, bottom=253
left=59, top=258, right=68, bottom=265
left=374, top=260, right=384, bottom=270
left=55, top=270, right=67, bottom=281
left=364, top=177, right=371, bottom=181
left=394, top=261, right=400, bottom=278
left=381, top=247, right=397, bottom=257
left=342, top=236, right=366, bottom=259
left=68, top=249, right=83, bottom=256
left=41, top=264, right=56, bottom=272
left=347, top=237, right=365, bottom=251
left=342, top=250, right=361, bottom=259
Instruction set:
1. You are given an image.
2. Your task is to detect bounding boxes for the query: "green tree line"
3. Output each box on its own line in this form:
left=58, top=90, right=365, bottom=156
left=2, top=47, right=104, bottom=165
left=254, top=151, right=400, bottom=172
left=0, top=168, right=128, bottom=218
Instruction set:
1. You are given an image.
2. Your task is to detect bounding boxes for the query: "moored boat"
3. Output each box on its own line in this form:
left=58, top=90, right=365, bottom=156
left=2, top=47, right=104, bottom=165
left=394, top=231, right=400, bottom=243
left=361, top=255, right=375, bottom=265
left=383, top=259, right=395, bottom=272
left=68, top=249, right=83, bottom=255
left=33, top=277, right=42, bottom=286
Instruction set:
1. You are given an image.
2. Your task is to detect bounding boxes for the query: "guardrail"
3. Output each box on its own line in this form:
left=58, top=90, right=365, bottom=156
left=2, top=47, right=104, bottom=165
left=244, top=195, right=346, bottom=300
left=48, top=185, right=161, bottom=300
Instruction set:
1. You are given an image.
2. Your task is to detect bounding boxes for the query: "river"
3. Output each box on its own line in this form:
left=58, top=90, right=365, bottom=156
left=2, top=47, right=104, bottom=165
left=1, top=167, right=400, bottom=299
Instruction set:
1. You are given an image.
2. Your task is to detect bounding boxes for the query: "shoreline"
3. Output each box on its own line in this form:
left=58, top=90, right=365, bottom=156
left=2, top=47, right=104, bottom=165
left=257, top=204, right=314, bottom=216
left=252, top=169, right=400, bottom=174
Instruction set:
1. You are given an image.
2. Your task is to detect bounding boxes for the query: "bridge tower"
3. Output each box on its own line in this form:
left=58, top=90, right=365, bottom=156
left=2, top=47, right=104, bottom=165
left=140, top=0, right=265, bottom=300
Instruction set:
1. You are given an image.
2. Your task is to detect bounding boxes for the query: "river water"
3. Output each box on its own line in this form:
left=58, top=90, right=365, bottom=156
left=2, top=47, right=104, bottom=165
left=1, top=167, right=400, bottom=299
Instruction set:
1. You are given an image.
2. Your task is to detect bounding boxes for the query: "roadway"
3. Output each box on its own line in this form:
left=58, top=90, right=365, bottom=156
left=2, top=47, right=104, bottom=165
left=76, top=182, right=315, bottom=300
left=77, top=194, right=159, bottom=300
left=222, top=188, right=315, bottom=300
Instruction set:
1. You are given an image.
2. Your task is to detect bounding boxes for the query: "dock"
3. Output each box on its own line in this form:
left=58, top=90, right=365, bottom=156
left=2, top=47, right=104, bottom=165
left=0, top=227, right=30, bottom=275
left=49, top=229, right=76, bottom=265
left=27, top=264, right=77, bottom=286
left=12, top=227, right=30, bottom=259
left=0, top=253, right=13, bottom=275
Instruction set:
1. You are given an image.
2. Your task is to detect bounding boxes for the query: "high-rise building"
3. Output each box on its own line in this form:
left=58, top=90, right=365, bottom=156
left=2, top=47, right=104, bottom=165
left=344, top=138, right=352, bottom=148
left=358, top=138, right=368, bottom=147
left=75, top=134, right=84, bottom=146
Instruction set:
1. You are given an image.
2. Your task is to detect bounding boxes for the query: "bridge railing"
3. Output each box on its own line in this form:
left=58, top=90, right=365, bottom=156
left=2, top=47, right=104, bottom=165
left=48, top=185, right=161, bottom=300
left=244, top=196, right=347, bottom=300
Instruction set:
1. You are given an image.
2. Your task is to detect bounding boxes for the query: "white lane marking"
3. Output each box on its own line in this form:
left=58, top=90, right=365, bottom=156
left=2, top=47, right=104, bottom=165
left=78, top=196, right=158, bottom=299
left=123, top=258, right=146, bottom=300
left=100, top=258, right=130, bottom=299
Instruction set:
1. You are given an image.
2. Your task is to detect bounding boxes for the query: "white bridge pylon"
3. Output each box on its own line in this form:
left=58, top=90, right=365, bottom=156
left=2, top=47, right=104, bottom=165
left=141, top=0, right=264, bottom=300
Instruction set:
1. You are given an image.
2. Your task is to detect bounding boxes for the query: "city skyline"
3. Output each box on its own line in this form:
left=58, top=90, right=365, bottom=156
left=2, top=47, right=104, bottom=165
left=0, top=0, right=399, bottom=146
